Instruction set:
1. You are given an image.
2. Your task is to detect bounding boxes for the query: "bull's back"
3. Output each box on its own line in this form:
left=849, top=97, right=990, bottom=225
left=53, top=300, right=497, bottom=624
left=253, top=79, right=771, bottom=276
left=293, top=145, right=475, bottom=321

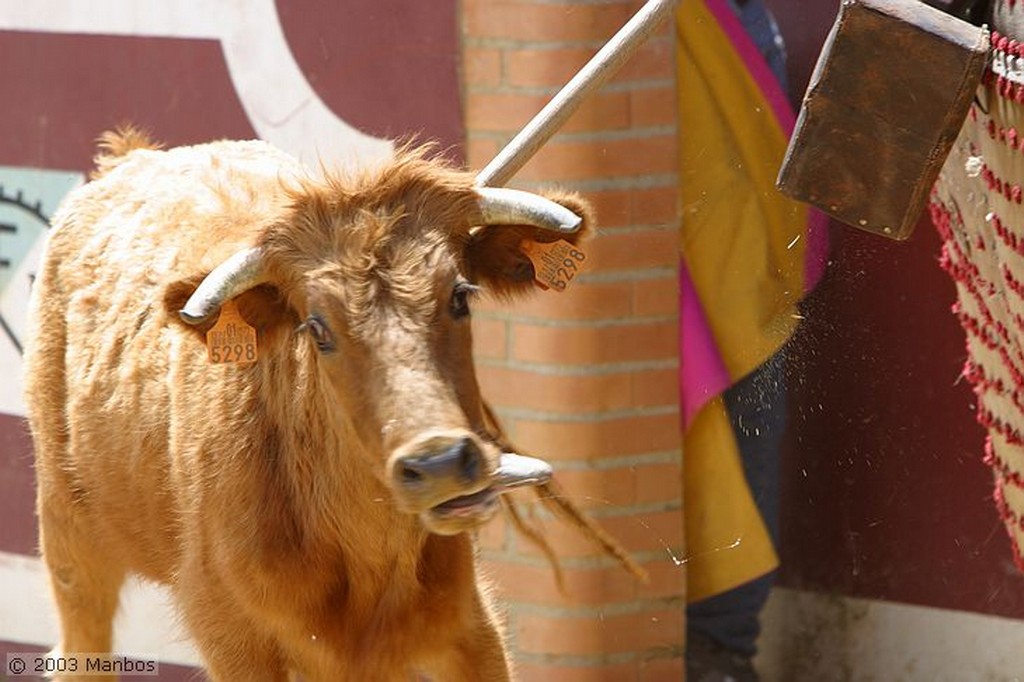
left=24, top=139, right=301, bottom=578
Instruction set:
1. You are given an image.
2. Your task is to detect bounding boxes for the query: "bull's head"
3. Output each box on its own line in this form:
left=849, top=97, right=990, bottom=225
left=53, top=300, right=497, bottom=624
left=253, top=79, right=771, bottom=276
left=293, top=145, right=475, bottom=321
left=174, top=149, right=591, bottom=535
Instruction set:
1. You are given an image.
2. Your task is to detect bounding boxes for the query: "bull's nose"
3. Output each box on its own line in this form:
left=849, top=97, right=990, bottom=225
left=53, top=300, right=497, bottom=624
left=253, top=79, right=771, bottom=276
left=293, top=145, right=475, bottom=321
left=396, top=437, right=484, bottom=488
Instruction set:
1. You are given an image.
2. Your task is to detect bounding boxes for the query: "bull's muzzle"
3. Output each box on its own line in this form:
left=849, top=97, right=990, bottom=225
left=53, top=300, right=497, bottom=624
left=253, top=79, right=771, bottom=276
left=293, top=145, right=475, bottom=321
left=395, top=436, right=485, bottom=490
left=388, top=430, right=556, bottom=535
left=387, top=430, right=500, bottom=534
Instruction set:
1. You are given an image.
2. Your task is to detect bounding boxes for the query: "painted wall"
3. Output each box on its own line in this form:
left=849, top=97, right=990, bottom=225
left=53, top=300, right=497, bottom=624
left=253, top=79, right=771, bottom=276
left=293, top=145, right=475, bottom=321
left=0, top=1, right=461, bottom=676
left=762, top=1, right=1024, bottom=677
left=0, top=3, right=685, bottom=681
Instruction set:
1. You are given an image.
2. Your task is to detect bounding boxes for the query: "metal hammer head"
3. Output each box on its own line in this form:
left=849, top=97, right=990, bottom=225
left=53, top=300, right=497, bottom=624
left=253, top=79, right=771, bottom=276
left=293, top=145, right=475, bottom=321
left=775, top=0, right=989, bottom=240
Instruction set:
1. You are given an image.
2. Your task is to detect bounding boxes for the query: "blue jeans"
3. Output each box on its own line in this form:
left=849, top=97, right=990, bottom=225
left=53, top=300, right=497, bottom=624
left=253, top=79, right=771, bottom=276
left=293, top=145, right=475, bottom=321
left=686, top=350, right=787, bottom=657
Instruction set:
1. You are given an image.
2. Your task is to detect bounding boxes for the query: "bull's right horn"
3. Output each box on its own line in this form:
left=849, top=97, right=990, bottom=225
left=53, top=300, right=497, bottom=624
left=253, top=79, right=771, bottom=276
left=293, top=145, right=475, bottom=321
left=179, top=246, right=268, bottom=325
left=475, top=187, right=582, bottom=234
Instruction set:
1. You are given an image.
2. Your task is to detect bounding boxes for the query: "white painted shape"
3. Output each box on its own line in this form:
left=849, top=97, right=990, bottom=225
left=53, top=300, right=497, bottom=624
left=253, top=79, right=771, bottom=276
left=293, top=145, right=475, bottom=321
left=757, top=587, right=1024, bottom=682
left=0, top=551, right=200, bottom=668
left=0, top=232, right=45, bottom=416
left=213, top=0, right=393, bottom=168
left=0, top=1, right=223, bottom=39
left=0, top=0, right=393, bottom=167
left=0, top=552, right=55, bottom=648
left=0, top=167, right=82, bottom=418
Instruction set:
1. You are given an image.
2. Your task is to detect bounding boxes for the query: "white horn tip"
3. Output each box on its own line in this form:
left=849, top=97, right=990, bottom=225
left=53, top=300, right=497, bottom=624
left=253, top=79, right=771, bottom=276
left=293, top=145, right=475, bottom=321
left=495, top=452, right=553, bottom=491
left=476, top=187, right=584, bottom=234
left=560, top=212, right=583, bottom=233
left=179, top=307, right=211, bottom=325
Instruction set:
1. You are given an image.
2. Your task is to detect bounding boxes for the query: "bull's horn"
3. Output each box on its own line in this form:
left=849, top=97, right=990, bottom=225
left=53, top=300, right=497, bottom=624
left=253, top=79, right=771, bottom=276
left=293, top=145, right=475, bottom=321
left=179, top=246, right=268, bottom=324
left=494, top=452, right=553, bottom=491
left=475, top=187, right=582, bottom=233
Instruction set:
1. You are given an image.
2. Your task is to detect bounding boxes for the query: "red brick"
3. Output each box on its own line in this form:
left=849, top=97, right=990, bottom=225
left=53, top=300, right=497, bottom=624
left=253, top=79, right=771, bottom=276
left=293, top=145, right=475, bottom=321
left=464, top=45, right=503, bottom=87
left=512, top=412, right=681, bottom=461
left=504, top=46, right=593, bottom=89
left=515, top=608, right=684, bottom=657
left=586, top=228, right=679, bottom=272
left=475, top=279, right=635, bottom=322
left=478, top=365, right=635, bottom=414
left=632, top=274, right=679, bottom=318
left=634, top=462, right=683, bottom=509
left=472, top=317, right=508, bottom=361
left=475, top=513, right=508, bottom=552
left=631, top=186, right=679, bottom=226
left=638, top=555, right=687, bottom=602
left=614, top=36, right=675, bottom=84
left=501, top=35, right=672, bottom=90
left=514, top=508, right=683, bottom=559
left=531, top=461, right=681, bottom=512
left=583, top=188, right=633, bottom=229
left=464, top=2, right=637, bottom=43
left=512, top=320, right=678, bottom=366
left=513, top=661, right=638, bottom=682
left=630, top=368, right=679, bottom=409
left=638, top=656, right=686, bottom=682
left=465, top=136, right=502, bottom=169
left=630, top=85, right=677, bottom=128
left=478, top=364, right=675, bottom=413
left=467, top=93, right=549, bottom=133
left=485, top=559, right=634, bottom=606
left=547, top=467, right=639, bottom=510
left=483, top=552, right=684, bottom=608
left=467, top=91, right=633, bottom=135
left=516, top=135, right=677, bottom=182
left=562, top=92, right=633, bottom=133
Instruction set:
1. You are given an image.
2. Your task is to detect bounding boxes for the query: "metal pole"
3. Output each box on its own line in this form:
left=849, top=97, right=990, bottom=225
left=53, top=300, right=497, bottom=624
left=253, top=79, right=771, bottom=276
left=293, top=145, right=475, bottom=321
left=475, top=0, right=681, bottom=188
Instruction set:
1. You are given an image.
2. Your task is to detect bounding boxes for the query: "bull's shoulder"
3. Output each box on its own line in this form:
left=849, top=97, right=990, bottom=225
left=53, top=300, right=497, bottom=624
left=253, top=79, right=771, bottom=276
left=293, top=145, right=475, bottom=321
left=39, top=138, right=305, bottom=319
left=94, top=138, right=304, bottom=196
left=51, top=139, right=302, bottom=254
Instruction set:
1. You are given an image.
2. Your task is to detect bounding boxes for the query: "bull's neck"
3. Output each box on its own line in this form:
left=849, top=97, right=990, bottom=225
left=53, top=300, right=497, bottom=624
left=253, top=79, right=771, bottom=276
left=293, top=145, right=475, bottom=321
left=262, top=351, right=428, bottom=564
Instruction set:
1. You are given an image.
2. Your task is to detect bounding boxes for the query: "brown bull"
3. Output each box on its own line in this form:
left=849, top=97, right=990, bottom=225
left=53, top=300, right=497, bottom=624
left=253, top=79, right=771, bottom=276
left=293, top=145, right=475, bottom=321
left=24, top=129, right=592, bottom=681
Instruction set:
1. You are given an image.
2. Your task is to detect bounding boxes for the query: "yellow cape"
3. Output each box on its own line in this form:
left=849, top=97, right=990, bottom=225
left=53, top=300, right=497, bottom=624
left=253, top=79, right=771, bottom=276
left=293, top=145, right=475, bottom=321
left=678, top=0, right=818, bottom=602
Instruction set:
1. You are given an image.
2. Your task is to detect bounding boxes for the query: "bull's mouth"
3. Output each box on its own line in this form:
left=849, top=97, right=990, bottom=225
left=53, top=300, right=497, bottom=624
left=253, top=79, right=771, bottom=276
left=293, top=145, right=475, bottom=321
left=426, top=452, right=553, bottom=523
left=430, top=487, right=500, bottom=519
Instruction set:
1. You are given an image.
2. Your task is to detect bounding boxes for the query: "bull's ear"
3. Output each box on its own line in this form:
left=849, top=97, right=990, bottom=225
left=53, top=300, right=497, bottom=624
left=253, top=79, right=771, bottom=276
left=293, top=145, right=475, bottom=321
left=464, top=190, right=594, bottom=299
left=162, top=278, right=295, bottom=336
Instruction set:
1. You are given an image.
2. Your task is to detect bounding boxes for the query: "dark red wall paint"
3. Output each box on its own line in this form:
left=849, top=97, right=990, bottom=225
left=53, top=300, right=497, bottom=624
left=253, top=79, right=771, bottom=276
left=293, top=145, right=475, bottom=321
left=766, top=0, right=1024, bottom=616
left=277, top=0, right=464, bottom=152
left=0, top=32, right=256, bottom=173
left=0, top=3, right=464, bottom=560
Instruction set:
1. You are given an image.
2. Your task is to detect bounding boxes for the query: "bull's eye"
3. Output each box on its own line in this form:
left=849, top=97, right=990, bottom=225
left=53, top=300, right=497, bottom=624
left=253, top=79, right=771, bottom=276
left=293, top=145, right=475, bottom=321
left=449, top=281, right=478, bottom=320
left=302, top=314, right=336, bottom=353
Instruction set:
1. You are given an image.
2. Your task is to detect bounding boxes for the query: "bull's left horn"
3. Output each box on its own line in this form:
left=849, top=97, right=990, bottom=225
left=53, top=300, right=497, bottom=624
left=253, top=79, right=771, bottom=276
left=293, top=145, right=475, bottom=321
left=475, top=187, right=582, bottom=233
left=180, top=246, right=268, bottom=324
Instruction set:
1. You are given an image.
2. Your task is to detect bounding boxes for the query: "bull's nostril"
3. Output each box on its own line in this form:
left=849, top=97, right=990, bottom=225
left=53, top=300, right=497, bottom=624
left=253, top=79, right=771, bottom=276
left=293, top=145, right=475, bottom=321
left=458, top=439, right=482, bottom=482
left=394, top=436, right=486, bottom=489
left=400, top=464, right=425, bottom=485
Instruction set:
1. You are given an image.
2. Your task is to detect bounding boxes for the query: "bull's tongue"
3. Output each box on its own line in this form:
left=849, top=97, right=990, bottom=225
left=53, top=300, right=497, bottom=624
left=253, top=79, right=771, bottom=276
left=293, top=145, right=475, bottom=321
left=494, top=452, right=552, bottom=491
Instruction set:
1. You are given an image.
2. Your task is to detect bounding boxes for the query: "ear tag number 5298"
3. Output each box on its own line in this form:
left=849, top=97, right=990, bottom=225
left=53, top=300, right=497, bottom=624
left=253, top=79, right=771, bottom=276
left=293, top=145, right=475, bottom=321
left=521, top=239, right=587, bottom=292
left=206, top=299, right=258, bottom=364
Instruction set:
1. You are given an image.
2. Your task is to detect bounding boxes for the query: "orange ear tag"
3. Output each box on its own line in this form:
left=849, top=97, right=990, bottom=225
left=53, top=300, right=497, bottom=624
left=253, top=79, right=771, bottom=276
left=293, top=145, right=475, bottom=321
left=520, top=239, right=588, bottom=292
left=206, top=299, right=258, bottom=365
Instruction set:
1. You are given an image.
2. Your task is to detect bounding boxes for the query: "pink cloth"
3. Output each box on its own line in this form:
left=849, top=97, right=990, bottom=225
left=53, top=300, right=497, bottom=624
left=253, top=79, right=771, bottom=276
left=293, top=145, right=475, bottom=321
left=680, top=0, right=829, bottom=425
left=681, top=265, right=732, bottom=425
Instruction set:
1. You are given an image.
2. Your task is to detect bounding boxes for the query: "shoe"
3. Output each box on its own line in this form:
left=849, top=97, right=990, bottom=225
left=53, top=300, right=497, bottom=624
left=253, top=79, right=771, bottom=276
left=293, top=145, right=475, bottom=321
left=685, top=632, right=760, bottom=682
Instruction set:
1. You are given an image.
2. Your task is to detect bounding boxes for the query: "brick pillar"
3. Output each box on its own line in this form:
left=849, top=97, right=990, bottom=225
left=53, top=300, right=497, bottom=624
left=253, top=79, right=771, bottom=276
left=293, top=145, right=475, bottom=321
left=461, top=2, right=684, bottom=679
